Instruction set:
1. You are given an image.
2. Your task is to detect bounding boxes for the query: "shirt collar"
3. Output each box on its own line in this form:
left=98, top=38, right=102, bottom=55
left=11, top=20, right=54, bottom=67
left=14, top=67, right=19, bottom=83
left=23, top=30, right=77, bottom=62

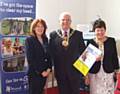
left=61, top=29, right=70, bottom=36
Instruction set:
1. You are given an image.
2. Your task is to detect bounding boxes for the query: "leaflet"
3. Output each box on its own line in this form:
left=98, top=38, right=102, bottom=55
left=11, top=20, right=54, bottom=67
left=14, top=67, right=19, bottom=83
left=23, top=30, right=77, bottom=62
left=73, top=43, right=102, bottom=76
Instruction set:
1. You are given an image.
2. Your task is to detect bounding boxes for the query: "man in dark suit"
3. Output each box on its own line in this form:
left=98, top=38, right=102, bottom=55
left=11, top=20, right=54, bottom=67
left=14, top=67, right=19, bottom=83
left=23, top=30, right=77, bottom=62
left=49, top=12, right=86, bottom=94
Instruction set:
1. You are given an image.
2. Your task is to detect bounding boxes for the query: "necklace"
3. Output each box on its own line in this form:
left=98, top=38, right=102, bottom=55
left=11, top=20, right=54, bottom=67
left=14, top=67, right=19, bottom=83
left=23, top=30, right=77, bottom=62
left=56, top=30, right=75, bottom=47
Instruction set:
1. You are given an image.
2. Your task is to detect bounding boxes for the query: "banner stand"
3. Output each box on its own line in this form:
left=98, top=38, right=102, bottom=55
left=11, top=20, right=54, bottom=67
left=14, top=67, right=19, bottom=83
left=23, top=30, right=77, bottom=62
left=0, top=0, right=36, bottom=94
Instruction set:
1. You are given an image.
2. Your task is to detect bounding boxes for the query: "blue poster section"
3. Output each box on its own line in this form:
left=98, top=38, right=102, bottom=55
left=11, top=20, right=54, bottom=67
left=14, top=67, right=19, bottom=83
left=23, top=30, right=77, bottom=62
left=0, top=36, right=28, bottom=94
left=0, top=0, right=36, bottom=94
left=0, top=0, right=35, bottom=19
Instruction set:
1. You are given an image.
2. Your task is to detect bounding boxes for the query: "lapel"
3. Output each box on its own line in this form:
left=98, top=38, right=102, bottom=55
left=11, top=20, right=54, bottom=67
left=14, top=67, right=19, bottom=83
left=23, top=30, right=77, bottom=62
left=34, top=37, right=47, bottom=53
left=68, top=28, right=74, bottom=45
left=69, top=28, right=74, bottom=35
left=69, top=28, right=74, bottom=38
left=58, top=29, right=62, bottom=36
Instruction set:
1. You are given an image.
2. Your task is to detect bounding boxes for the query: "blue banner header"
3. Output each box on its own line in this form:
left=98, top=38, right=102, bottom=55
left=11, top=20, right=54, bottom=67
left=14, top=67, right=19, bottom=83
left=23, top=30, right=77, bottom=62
left=0, top=0, right=36, bottom=20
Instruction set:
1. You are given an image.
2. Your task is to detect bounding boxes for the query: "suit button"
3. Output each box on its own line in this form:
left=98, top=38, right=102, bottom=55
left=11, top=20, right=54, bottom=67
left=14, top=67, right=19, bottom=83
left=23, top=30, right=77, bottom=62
left=45, top=59, right=48, bottom=62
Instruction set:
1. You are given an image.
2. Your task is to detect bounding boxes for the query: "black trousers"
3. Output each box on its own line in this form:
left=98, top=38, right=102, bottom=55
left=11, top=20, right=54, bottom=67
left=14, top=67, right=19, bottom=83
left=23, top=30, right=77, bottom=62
left=28, top=75, right=46, bottom=94
left=56, top=74, right=81, bottom=94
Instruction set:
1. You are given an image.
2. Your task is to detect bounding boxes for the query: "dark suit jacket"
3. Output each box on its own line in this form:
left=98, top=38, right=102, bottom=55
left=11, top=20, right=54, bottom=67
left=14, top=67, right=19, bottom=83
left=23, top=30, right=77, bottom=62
left=49, top=28, right=85, bottom=79
left=87, top=37, right=119, bottom=73
left=25, top=36, right=52, bottom=76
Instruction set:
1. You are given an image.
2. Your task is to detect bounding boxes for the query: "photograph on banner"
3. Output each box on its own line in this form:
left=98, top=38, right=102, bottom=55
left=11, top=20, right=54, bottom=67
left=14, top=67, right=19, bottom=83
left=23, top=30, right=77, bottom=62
left=0, top=17, right=33, bottom=35
left=2, top=55, right=28, bottom=72
left=73, top=44, right=102, bottom=76
left=1, top=37, right=26, bottom=58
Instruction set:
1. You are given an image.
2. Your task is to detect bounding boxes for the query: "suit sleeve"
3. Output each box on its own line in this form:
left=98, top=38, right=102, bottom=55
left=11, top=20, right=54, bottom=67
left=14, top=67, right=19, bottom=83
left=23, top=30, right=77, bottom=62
left=112, top=38, right=119, bottom=70
left=25, top=38, right=41, bottom=73
left=49, top=32, right=56, bottom=59
left=86, top=39, right=90, bottom=46
left=79, top=32, right=86, bottom=53
left=46, top=47, right=52, bottom=71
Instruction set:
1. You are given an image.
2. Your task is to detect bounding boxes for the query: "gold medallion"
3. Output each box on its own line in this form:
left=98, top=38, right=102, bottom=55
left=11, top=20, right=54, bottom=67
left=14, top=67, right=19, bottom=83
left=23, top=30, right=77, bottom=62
left=56, top=29, right=75, bottom=47
left=62, top=40, right=69, bottom=47
left=62, top=36, right=69, bottom=47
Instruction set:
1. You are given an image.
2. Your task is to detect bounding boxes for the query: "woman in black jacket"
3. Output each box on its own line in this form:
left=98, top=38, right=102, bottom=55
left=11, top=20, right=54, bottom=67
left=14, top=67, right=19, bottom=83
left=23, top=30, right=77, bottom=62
left=25, top=19, right=52, bottom=94
left=86, top=19, right=120, bottom=94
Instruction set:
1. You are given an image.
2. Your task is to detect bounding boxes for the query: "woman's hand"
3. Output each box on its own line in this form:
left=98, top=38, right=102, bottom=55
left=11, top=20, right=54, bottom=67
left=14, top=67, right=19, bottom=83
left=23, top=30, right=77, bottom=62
left=84, top=75, right=90, bottom=85
left=96, top=56, right=102, bottom=62
left=41, top=71, right=48, bottom=77
left=41, top=68, right=51, bottom=77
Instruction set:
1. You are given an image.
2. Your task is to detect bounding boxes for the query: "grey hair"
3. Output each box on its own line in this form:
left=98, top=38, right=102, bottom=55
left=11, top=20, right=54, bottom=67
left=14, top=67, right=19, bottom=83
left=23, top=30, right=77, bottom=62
left=59, top=12, right=72, bottom=21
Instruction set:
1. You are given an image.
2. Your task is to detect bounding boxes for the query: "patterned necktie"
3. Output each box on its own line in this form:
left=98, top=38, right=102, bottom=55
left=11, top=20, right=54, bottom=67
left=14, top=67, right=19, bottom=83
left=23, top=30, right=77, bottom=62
left=64, top=31, right=67, bottom=37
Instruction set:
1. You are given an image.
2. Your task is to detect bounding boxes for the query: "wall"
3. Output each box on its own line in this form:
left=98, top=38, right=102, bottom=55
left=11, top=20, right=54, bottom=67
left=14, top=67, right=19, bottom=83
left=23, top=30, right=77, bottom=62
left=36, top=0, right=120, bottom=38
left=85, top=0, right=120, bottom=56
left=36, top=0, right=86, bottom=35
left=85, top=0, right=120, bottom=39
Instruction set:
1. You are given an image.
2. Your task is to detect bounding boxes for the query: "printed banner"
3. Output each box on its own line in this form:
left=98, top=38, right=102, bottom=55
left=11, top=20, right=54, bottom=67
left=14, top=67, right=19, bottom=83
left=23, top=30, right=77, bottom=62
left=0, top=0, right=36, bottom=94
